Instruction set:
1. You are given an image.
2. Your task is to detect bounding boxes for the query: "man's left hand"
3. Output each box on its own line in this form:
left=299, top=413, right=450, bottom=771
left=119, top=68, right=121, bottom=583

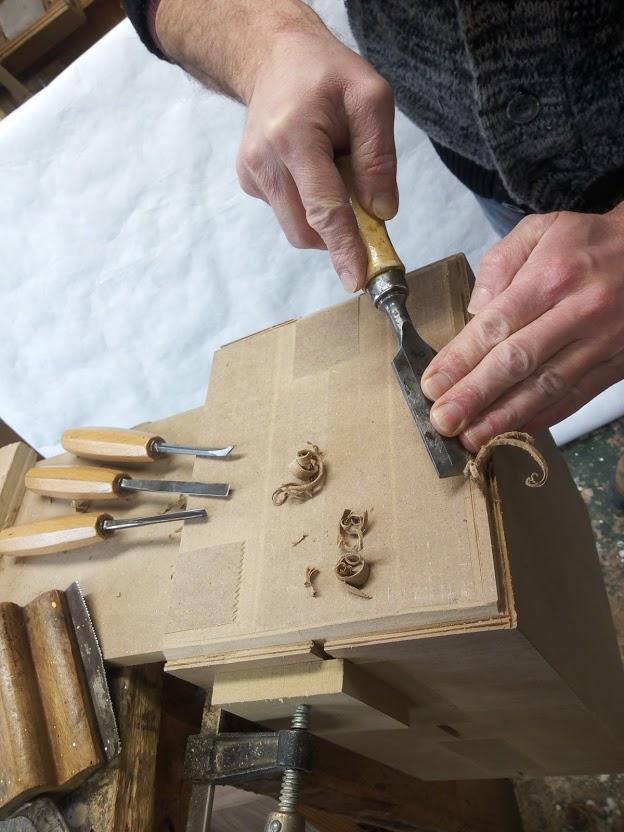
left=420, top=207, right=624, bottom=451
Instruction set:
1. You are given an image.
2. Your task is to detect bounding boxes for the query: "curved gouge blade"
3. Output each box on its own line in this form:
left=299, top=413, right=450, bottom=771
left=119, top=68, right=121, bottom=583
left=153, top=441, right=234, bottom=459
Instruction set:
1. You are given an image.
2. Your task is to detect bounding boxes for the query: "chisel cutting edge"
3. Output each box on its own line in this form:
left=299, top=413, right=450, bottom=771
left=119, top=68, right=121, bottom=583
left=25, top=466, right=230, bottom=501
left=337, top=156, right=469, bottom=478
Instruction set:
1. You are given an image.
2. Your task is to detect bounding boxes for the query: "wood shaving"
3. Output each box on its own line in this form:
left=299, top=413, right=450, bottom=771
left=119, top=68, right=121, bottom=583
left=272, top=444, right=326, bottom=505
left=335, top=509, right=371, bottom=598
left=304, top=566, right=319, bottom=597
left=464, top=431, right=548, bottom=490
left=292, top=534, right=308, bottom=547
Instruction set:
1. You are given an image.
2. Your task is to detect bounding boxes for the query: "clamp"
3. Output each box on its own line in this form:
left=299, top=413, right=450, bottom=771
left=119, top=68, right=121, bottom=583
left=184, top=704, right=313, bottom=832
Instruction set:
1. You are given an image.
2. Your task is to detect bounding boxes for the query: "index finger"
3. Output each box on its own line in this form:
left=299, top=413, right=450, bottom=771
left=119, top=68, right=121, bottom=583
left=286, top=141, right=367, bottom=292
left=421, top=278, right=552, bottom=402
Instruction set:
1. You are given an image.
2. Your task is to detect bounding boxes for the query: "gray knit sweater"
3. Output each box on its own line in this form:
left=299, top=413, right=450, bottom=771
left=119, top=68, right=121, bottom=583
left=346, top=0, right=624, bottom=213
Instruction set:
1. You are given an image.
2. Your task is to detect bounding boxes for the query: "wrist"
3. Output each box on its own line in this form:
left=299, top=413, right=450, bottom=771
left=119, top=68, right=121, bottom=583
left=154, top=0, right=328, bottom=103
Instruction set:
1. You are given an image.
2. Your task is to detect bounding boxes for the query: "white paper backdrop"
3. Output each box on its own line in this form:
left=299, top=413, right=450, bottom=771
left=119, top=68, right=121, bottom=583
left=0, top=1, right=621, bottom=455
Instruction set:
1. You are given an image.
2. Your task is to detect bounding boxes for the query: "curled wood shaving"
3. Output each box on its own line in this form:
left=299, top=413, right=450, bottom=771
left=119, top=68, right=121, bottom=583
left=304, top=566, right=319, bottom=597
left=272, top=444, right=326, bottom=505
left=335, top=509, right=371, bottom=598
left=464, top=431, right=548, bottom=490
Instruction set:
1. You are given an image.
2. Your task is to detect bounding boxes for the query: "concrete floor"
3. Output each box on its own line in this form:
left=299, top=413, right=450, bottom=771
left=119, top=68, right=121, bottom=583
left=514, top=417, right=624, bottom=832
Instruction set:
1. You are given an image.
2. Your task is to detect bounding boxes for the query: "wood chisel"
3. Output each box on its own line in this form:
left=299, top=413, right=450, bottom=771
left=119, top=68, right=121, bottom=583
left=0, top=508, right=207, bottom=557
left=337, top=156, right=469, bottom=478
left=25, top=465, right=230, bottom=501
left=61, top=427, right=234, bottom=464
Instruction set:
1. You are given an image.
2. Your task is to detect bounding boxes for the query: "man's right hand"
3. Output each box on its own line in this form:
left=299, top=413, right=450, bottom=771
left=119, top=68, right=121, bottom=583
left=155, top=0, right=397, bottom=292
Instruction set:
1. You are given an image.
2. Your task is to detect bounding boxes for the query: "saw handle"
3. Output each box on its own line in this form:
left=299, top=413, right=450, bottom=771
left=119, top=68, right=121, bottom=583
left=0, top=513, right=111, bottom=557
left=336, top=155, right=404, bottom=285
left=62, top=427, right=163, bottom=464
left=25, top=466, right=128, bottom=500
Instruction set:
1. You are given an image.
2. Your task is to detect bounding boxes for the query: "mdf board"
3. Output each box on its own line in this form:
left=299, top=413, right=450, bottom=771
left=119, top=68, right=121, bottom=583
left=162, top=254, right=624, bottom=779
left=164, top=255, right=497, bottom=661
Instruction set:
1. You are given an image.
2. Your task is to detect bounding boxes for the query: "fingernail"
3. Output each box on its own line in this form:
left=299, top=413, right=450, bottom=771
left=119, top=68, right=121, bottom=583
left=430, top=401, right=464, bottom=435
left=421, top=371, right=452, bottom=401
left=461, top=423, right=489, bottom=451
left=467, top=286, right=493, bottom=315
left=340, top=269, right=359, bottom=293
left=372, top=192, right=398, bottom=221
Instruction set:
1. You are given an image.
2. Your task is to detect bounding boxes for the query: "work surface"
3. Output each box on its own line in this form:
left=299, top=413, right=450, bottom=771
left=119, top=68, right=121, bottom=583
left=0, top=2, right=622, bottom=455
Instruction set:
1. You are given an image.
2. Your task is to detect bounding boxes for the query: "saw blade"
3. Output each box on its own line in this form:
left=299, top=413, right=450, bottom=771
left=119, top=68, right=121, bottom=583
left=65, top=582, right=121, bottom=762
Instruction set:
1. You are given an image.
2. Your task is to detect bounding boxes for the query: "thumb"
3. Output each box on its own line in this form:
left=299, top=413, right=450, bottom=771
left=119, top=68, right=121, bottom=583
left=346, top=77, right=398, bottom=220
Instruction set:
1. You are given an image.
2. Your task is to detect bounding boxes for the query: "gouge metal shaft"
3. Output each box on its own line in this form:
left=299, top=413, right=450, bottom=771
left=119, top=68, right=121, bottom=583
left=25, top=465, right=230, bottom=501
left=0, top=508, right=207, bottom=557
left=337, top=156, right=469, bottom=478
left=62, top=427, right=233, bottom=464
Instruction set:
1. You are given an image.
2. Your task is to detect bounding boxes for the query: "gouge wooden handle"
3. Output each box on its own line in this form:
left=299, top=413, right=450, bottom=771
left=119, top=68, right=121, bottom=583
left=336, top=155, right=404, bottom=285
left=61, top=427, right=163, bottom=464
left=0, top=513, right=111, bottom=557
left=25, top=466, right=127, bottom=500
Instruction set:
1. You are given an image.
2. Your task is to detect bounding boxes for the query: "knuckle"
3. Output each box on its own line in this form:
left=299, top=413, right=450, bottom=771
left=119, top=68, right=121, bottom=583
left=237, top=139, right=265, bottom=174
left=541, top=256, right=579, bottom=300
left=584, top=282, right=615, bottom=321
left=364, top=75, right=394, bottom=110
left=479, top=243, right=508, bottom=275
left=534, top=365, right=568, bottom=399
left=305, top=199, right=351, bottom=235
left=493, top=340, right=533, bottom=378
left=476, top=311, right=511, bottom=349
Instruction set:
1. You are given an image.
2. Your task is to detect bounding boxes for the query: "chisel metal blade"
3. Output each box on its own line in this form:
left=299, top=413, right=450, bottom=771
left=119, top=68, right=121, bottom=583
left=392, top=322, right=469, bottom=478
left=120, top=478, right=230, bottom=498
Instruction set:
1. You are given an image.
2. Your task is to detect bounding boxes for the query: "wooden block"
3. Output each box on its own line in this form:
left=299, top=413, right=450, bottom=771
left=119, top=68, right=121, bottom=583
left=0, top=588, right=105, bottom=817
left=0, top=442, right=37, bottom=531
left=211, top=659, right=411, bottom=733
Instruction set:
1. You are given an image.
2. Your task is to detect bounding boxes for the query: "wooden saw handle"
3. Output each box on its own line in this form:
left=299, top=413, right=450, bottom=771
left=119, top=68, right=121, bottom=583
left=336, top=155, right=404, bottom=285
left=0, top=513, right=111, bottom=557
left=25, top=466, right=127, bottom=500
left=61, top=427, right=163, bottom=464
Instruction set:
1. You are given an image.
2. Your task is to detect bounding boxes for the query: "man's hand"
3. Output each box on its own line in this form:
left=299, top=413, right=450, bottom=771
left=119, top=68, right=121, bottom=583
left=421, top=208, right=624, bottom=451
left=156, top=0, right=397, bottom=292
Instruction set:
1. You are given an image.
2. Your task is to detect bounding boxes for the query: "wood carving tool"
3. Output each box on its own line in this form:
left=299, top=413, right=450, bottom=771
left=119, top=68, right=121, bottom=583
left=337, top=156, right=469, bottom=478
left=61, top=427, right=234, bottom=464
left=0, top=583, right=119, bottom=818
left=0, top=508, right=207, bottom=557
left=25, top=465, right=230, bottom=501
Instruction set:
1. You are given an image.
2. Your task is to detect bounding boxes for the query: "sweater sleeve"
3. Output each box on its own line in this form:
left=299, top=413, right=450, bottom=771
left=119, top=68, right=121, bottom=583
left=121, top=0, right=169, bottom=61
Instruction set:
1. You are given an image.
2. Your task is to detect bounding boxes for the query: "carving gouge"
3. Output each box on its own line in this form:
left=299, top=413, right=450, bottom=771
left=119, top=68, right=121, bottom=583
left=25, top=465, right=230, bottom=501
left=0, top=508, right=207, bottom=557
left=62, top=427, right=234, bottom=464
left=337, top=156, right=469, bottom=478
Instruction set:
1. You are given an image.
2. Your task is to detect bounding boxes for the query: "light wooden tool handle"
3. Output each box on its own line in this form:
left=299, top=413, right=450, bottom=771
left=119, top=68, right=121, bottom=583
left=61, top=427, right=163, bottom=464
left=0, top=513, right=111, bottom=557
left=336, top=155, right=404, bottom=285
left=25, top=466, right=126, bottom=500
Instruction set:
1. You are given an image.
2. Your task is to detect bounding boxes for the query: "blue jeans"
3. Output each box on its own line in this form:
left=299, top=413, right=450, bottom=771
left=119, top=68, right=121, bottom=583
left=475, top=195, right=528, bottom=238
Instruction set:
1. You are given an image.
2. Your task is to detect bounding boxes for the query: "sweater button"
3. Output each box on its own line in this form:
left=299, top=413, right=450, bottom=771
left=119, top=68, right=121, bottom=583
left=506, top=92, right=541, bottom=124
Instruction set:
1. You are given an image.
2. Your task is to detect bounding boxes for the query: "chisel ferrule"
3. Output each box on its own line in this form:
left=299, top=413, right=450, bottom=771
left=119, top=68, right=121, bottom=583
left=365, top=269, right=408, bottom=308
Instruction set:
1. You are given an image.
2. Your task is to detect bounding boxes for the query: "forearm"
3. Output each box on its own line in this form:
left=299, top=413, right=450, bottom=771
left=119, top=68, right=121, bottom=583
left=154, top=0, right=329, bottom=103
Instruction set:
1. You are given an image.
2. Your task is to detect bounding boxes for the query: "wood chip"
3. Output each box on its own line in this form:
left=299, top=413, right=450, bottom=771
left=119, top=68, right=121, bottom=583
left=304, top=566, right=319, bottom=597
left=272, top=444, right=326, bottom=505
left=292, top=534, right=308, bottom=547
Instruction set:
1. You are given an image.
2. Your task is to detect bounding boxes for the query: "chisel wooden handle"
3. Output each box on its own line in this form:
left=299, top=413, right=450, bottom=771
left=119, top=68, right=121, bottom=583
left=336, top=155, right=404, bottom=285
left=25, top=466, right=127, bottom=500
left=0, top=513, right=111, bottom=557
left=62, top=427, right=163, bottom=464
